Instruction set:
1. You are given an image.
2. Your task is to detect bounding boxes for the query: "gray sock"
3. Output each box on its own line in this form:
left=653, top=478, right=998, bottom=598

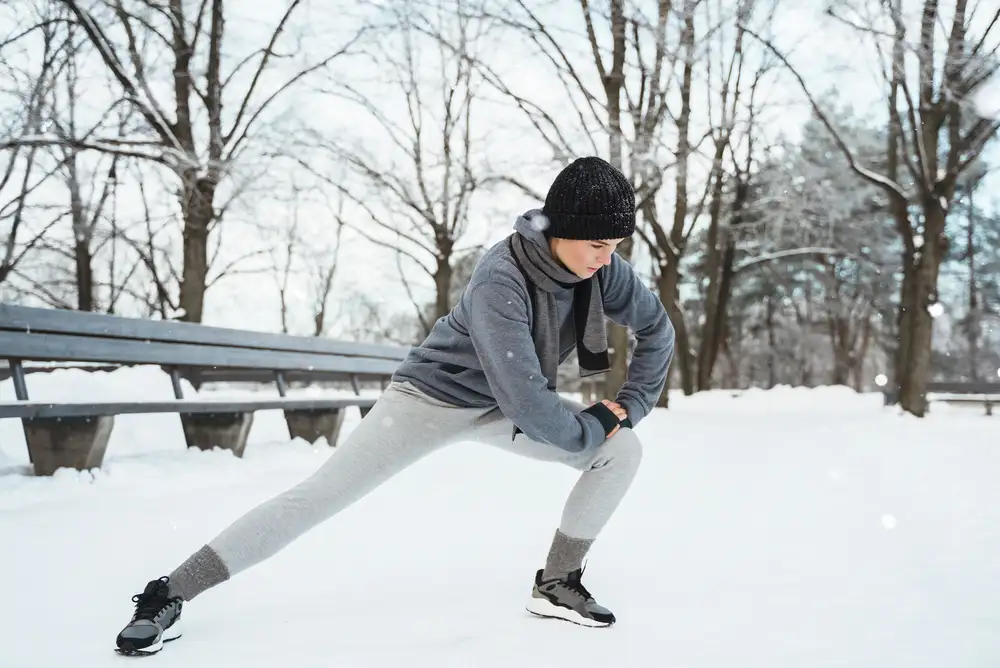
left=167, top=544, right=230, bottom=601
left=541, top=529, right=594, bottom=580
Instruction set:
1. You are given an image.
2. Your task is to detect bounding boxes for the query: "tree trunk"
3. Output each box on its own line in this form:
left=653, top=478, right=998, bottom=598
left=697, top=178, right=746, bottom=390
left=696, top=164, right=726, bottom=390
left=897, top=201, right=946, bottom=415
left=765, top=295, right=777, bottom=388
left=966, top=191, right=979, bottom=381
left=897, top=266, right=933, bottom=414
left=851, top=314, right=872, bottom=391
left=177, top=175, right=216, bottom=323
left=830, top=317, right=851, bottom=385
left=599, top=0, right=629, bottom=400
left=434, top=252, right=454, bottom=324
left=657, top=262, right=694, bottom=399
left=67, top=159, right=94, bottom=312
left=723, top=313, right=742, bottom=388
left=74, top=238, right=94, bottom=312
left=698, top=241, right=735, bottom=391
left=645, top=0, right=695, bottom=406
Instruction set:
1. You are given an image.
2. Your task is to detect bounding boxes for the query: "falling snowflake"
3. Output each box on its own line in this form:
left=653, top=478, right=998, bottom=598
left=528, top=214, right=550, bottom=232
left=874, top=373, right=888, bottom=387
left=927, top=302, right=944, bottom=318
left=972, top=71, right=1000, bottom=119
left=881, top=514, right=897, bottom=530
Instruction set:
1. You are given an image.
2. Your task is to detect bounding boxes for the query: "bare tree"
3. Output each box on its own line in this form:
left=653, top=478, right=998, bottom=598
left=949, top=163, right=999, bottom=380
left=296, top=0, right=496, bottom=336
left=466, top=0, right=789, bottom=402
left=4, top=0, right=366, bottom=322
left=268, top=191, right=300, bottom=335
left=111, top=160, right=183, bottom=318
left=44, top=21, right=131, bottom=311
left=686, top=100, right=901, bottom=392
left=461, top=0, right=683, bottom=398
left=606, top=0, right=784, bottom=399
left=745, top=0, right=1000, bottom=415
left=0, top=4, right=68, bottom=298
left=308, top=223, right=344, bottom=338
left=263, top=178, right=347, bottom=337
left=691, top=0, right=758, bottom=391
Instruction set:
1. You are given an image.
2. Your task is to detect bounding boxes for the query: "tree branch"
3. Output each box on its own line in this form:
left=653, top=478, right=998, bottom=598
left=741, top=25, right=910, bottom=205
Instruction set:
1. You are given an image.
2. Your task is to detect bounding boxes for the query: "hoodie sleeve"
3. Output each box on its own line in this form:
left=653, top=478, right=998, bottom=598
left=465, top=272, right=609, bottom=453
left=600, top=253, right=675, bottom=426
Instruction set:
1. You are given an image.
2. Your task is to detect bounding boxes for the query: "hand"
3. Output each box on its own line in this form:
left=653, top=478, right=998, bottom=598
left=599, top=399, right=628, bottom=421
left=598, top=399, right=627, bottom=437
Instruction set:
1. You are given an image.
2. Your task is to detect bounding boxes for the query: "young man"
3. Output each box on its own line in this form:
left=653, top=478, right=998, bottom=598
left=114, top=156, right=675, bottom=655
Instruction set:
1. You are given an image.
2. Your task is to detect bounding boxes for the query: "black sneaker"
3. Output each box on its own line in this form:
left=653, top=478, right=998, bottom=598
left=526, top=567, right=616, bottom=627
left=115, top=577, right=183, bottom=655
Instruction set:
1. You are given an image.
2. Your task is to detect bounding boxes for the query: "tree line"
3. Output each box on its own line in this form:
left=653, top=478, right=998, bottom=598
left=1, top=0, right=999, bottom=417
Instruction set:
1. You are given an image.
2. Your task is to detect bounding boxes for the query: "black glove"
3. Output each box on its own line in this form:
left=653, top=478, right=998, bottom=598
left=582, top=402, right=631, bottom=436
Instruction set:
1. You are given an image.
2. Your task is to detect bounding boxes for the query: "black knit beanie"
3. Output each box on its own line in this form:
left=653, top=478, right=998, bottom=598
left=541, top=156, right=635, bottom=240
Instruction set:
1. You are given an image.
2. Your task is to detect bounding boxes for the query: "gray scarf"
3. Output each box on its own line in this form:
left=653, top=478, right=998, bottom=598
left=508, top=213, right=610, bottom=391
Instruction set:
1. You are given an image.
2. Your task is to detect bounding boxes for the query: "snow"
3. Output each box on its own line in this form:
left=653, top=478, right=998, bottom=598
left=972, top=70, right=1000, bottom=119
left=3, top=369, right=1000, bottom=666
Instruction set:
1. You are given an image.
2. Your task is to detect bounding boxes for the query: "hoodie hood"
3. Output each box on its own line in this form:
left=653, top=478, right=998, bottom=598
left=513, top=209, right=552, bottom=251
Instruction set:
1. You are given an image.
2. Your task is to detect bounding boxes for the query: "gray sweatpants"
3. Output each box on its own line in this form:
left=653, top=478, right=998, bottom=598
left=168, top=381, right=643, bottom=600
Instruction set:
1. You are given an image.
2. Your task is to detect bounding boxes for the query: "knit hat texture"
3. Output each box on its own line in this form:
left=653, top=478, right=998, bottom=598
left=541, top=156, right=635, bottom=240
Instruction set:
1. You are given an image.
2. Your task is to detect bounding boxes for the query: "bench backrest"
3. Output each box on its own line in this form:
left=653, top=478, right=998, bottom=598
left=0, top=304, right=410, bottom=381
left=925, top=381, right=1000, bottom=394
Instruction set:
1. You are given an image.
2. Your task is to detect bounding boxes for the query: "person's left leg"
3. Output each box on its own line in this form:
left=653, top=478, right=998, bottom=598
left=462, top=396, right=644, bottom=626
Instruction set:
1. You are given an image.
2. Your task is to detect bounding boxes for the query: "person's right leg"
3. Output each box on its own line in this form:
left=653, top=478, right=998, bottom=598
left=463, top=397, right=644, bottom=627
left=115, top=381, right=469, bottom=655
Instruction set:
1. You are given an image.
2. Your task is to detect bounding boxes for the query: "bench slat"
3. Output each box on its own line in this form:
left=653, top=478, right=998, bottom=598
left=0, top=397, right=378, bottom=419
left=0, top=304, right=409, bottom=360
left=0, top=331, right=402, bottom=375
left=925, top=381, right=1000, bottom=393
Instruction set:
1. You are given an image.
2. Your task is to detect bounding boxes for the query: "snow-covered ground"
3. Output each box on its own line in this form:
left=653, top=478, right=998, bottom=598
left=2, top=367, right=999, bottom=667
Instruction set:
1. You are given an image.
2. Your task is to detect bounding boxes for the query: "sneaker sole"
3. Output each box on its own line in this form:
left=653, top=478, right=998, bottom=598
left=115, top=620, right=182, bottom=656
left=525, top=596, right=613, bottom=628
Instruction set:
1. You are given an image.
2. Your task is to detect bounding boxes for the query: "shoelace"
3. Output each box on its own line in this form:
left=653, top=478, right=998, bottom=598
left=563, top=569, right=593, bottom=600
left=131, top=577, right=172, bottom=620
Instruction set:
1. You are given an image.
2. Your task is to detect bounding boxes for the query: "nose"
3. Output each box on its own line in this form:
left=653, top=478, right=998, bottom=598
left=600, top=251, right=613, bottom=265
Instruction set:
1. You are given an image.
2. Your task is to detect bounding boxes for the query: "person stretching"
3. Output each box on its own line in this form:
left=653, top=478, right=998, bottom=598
left=114, top=156, right=675, bottom=655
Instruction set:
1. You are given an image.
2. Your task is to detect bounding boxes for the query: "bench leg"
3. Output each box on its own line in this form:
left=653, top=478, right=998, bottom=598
left=284, top=408, right=346, bottom=446
left=180, top=412, right=254, bottom=457
left=22, top=415, right=114, bottom=476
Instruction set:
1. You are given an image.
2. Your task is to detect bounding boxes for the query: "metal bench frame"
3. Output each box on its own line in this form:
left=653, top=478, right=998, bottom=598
left=882, top=381, right=1000, bottom=416
left=0, top=304, right=409, bottom=475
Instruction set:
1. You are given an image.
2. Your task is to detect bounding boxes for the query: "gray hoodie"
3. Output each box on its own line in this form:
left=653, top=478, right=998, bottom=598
left=391, top=215, right=675, bottom=452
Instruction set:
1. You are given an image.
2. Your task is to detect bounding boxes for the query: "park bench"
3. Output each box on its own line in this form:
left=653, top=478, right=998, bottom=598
left=0, top=303, right=410, bottom=476
left=882, top=380, right=1000, bottom=415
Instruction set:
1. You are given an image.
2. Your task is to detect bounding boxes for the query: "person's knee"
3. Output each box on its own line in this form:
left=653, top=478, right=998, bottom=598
left=603, top=427, right=643, bottom=470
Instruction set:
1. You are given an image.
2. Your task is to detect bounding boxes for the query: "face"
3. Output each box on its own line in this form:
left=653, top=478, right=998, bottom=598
left=549, top=237, right=624, bottom=279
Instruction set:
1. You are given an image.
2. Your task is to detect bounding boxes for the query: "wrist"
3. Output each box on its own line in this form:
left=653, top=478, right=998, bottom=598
left=582, top=402, right=621, bottom=437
